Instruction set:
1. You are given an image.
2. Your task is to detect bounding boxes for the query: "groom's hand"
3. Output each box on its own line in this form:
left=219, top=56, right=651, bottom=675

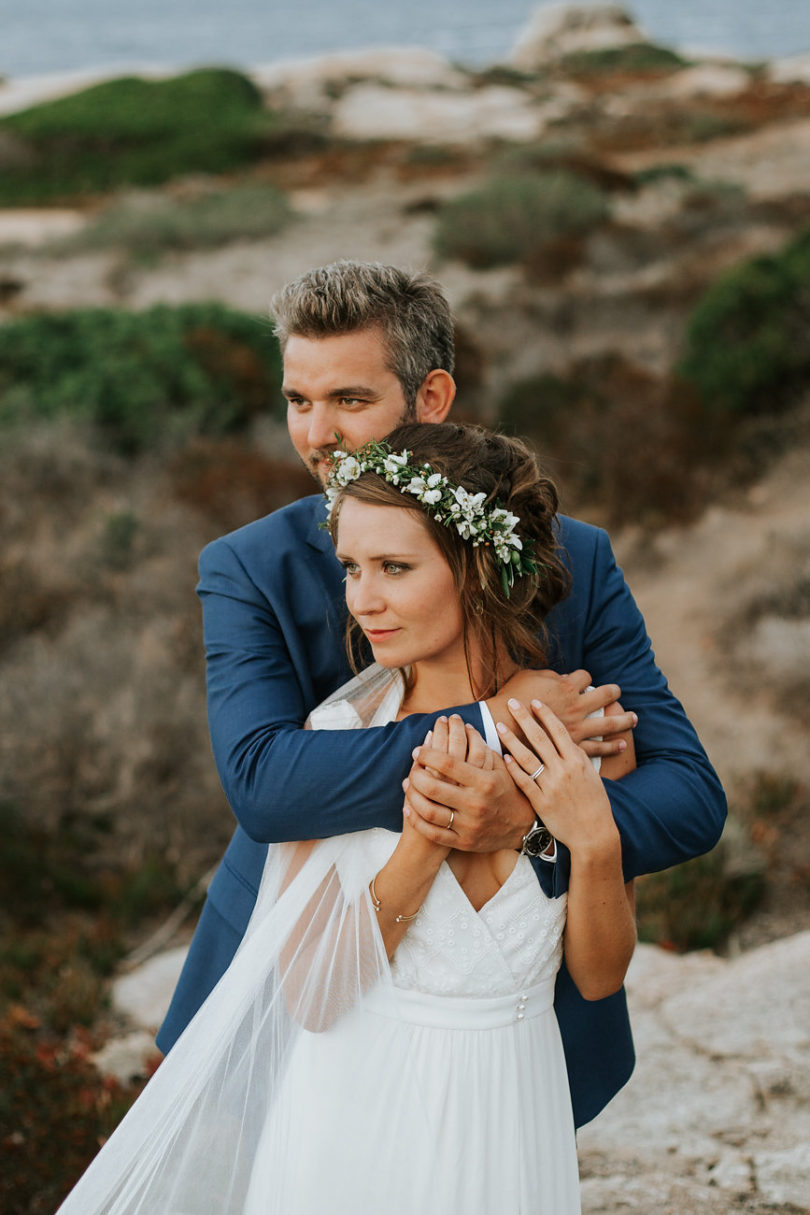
left=404, top=715, right=535, bottom=852
left=488, top=669, right=636, bottom=759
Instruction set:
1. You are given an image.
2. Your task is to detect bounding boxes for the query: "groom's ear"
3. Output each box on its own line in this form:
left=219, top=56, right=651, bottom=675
left=414, top=369, right=456, bottom=424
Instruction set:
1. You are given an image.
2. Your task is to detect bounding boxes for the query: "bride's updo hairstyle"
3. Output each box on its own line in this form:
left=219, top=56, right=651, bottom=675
left=329, top=422, right=570, bottom=697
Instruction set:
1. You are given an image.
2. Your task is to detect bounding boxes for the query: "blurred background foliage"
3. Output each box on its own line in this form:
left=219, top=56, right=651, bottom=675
left=680, top=226, right=810, bottom=418
left=0, top=69, right=275, bottom=204
left=0, top=303, right=284, bottom=453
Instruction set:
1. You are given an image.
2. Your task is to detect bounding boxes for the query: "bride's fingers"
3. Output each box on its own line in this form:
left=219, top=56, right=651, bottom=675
left=447, top=713, right=469, bottom=761
left=525, top=699, right=579, bottom=757
left=506, top=698, right=564, bottom=761
left=494, top=718, right=552, bottom=776
left=503, top=754, right=543, bottom=806
left=464, top=722, right=490, bottom=769
left=430, top=715, right=450, bottom=754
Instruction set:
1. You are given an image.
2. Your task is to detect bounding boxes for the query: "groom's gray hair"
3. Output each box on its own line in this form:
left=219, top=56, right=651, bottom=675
left=270, top=260, right=455, bottom=409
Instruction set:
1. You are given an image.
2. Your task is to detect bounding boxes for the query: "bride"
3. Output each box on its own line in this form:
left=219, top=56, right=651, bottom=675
left=57, top=422, right=636, bottom=1214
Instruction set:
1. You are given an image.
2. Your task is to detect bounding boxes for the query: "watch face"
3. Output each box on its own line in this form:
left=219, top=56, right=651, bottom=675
left=522, top=823, right=553, bottom=857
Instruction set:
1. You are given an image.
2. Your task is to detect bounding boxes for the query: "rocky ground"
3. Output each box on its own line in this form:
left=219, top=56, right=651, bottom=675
left=107, top=930, right=810, bottom=1212
left=579, top=932, right=810, bottom=1213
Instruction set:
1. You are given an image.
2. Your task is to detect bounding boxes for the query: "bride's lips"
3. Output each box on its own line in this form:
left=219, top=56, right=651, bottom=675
left=365, top=628, right=401, bottom=642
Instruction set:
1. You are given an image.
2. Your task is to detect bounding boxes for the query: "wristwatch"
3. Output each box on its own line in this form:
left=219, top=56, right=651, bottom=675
left=520, top=817, right=554, bottom=857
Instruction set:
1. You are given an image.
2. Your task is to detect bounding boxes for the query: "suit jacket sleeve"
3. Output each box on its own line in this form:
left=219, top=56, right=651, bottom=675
left=550, top=523, right=726, bottom=884
left=198, top=532, right=483, bottom=844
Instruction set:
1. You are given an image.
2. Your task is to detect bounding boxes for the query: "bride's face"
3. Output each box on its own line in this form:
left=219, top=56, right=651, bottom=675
left=335, top=496, right=466, bottom=672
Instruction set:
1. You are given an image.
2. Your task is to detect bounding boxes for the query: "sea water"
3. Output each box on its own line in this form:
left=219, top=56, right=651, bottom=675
left=1, top=0, right=809, bottom=80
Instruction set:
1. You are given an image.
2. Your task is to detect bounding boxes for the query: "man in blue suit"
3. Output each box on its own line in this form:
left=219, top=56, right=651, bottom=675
left=158, top=261, right=725, bottom=1128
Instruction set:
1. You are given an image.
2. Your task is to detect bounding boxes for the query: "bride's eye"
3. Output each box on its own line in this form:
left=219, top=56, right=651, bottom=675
left=340, top=560, right=360, bottom=578
left=383, top=562, right=409, bottom=575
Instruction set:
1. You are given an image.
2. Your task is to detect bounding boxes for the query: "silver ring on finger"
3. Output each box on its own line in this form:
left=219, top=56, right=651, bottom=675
left=529, top=762, right=545, bottom=782
left=447, top=810, right=455, bottom=830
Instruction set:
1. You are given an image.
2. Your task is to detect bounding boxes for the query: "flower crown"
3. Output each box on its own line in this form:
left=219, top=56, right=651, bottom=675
left=325, top=439, right=538, bottom=596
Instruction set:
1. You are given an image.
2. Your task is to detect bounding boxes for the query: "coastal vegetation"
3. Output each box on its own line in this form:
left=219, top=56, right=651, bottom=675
left=50, top=183, right=294, bottom=262
left=680, top=226, right=810, bottom=418
left=0, top=303, right=283, bottom=453
left=0, top=69, right=274, bottom=204
left=432, top=168, right=610, bottom=272
left=559, top=41, right=689, bottom=77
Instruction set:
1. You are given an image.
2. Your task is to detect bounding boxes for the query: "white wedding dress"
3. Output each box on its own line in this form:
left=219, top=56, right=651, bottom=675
left=56, top=665, right=580, bottom=1215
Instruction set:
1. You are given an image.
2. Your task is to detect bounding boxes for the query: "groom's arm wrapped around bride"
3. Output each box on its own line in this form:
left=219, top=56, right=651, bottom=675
left=198, top=497, right=725, bottom=877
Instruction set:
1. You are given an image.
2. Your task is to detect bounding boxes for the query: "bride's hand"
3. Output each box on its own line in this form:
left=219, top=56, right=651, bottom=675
left=496, top=699, right=620, bottom=858
left=402, top=714, right=535, bottom=853
left=401, top=714, right=478, bottom=855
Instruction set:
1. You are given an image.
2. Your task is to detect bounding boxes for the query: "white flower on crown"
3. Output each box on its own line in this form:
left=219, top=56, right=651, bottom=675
left=452, top=486, right=487, bottom=516
left=333, top=453, right=363, bottom=485
left=406, top=471, right=445, bottom=505
left=383, top=452, right=409, bottom=483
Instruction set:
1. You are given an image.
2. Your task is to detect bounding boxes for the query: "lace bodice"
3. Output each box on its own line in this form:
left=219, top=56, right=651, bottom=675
left=352, top=831, right=567, bottom=999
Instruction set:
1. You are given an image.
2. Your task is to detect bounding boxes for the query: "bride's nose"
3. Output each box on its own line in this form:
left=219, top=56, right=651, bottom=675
left=347, top=572, right=386, bottom=617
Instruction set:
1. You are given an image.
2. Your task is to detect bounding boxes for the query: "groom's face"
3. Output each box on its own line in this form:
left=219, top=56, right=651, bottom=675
left=283, top=327, right=414, bottom=487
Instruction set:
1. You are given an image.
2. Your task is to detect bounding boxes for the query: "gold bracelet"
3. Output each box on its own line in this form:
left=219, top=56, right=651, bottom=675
left=369, top=875, right=420, bottom=923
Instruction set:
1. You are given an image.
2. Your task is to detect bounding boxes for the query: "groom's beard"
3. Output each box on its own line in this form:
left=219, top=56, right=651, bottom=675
left=303, top=404, right=417, bottom=488
left=307, top=447, right=341, bottom=488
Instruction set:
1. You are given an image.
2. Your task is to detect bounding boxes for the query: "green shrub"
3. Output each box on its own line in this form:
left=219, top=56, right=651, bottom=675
left=0, top=303, right=283, bottom=453
left=0, top=68, right=275, bottom=203
left=433, top=170, right=609, bottom=270
left=53, top=183, right=294, bottom=260
left=679, top=226, right=810, bottom=417
left=636, top=845, right=766, bottom=952
left=560, top=42, right=688, bottom=76
left=679, top=111, right=750, bottom=143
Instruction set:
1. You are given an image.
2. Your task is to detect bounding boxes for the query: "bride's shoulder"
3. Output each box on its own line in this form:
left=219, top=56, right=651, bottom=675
left=307, top=664, right=404, bottom=731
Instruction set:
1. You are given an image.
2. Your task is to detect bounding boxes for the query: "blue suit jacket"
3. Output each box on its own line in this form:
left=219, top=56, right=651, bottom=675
left=158, top=494, right=726, bottom=1128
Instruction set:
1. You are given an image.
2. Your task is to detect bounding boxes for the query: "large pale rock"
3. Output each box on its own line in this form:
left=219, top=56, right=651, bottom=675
left=768, top=52, right=810, bottom=85
left=754, top=1144, right=810, bottom=1208
left=652, top=62, right=751, bottom=99
left=510, top=3, right=644, bottom=70
left=92, top=1031, right=160, bottom=1083
left=252, top=48, right=468, bottom=107
left=332, top=83, right=545, bottom=143
left=579, top=934, right=810, bottom=1212
left=748, top=616, right=810, bottom=686
left=660, top=930, right=810, bottom=1060
left=113, top=946, right=188, bottom=1030
left=0, top=209, right=86, bottom=247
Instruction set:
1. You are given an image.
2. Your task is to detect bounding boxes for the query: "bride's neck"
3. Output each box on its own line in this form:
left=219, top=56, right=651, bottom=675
left=401, top=644, right=519, bottom=715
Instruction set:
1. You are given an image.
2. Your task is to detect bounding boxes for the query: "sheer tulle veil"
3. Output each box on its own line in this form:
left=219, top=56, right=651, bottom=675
left=56, top=665, right=405, bottom=1215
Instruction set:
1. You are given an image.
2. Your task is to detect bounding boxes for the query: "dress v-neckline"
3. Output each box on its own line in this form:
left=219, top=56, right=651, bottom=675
left=440, top=853, right=526, bottom=918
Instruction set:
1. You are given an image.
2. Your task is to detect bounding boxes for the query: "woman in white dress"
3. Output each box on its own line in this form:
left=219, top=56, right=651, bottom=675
left=56, top=422, right=636, bottom=1215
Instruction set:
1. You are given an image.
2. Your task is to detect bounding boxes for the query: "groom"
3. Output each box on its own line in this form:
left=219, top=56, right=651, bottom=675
left=158, top=261, right=726, bottom=1128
